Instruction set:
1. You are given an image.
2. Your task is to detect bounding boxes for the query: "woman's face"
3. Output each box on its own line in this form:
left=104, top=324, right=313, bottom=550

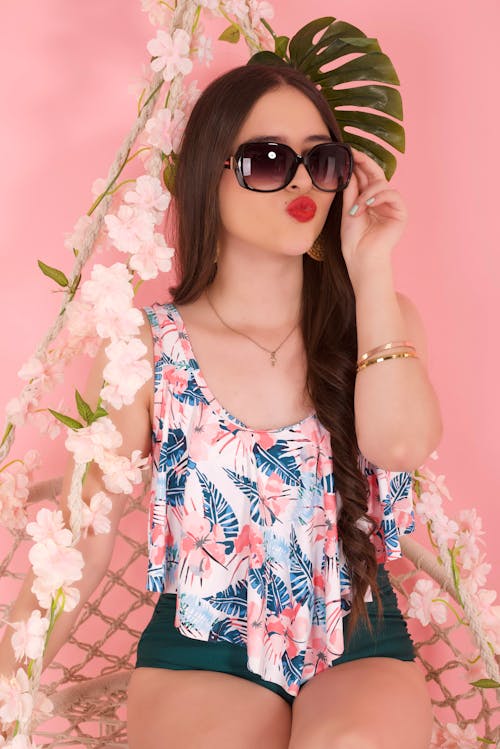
left=218, top=85, right=336, bottom=261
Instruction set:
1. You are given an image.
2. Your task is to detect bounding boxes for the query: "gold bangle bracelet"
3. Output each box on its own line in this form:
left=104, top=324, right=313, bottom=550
left=357, top=340, right=416, bottom=366
left=356, top=350, right=420, bottom=373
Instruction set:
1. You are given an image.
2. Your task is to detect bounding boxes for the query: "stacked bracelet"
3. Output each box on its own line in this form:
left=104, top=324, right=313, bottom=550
left=356, top=340, right=419, bottom=373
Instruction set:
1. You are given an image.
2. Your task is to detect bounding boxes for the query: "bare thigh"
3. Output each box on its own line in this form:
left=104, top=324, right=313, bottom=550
left=127, top=667, right=292, bottom=749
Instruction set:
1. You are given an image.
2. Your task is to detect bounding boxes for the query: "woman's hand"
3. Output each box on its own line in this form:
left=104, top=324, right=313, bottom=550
left=340, top=147, right=408, bottom=290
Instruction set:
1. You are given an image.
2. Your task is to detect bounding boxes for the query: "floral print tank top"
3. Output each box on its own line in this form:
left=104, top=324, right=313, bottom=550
left=144, top=302, right=416, bottom=697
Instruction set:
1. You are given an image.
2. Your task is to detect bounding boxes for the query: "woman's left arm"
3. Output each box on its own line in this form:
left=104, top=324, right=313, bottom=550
left=340, top=149, right=443, bottom=472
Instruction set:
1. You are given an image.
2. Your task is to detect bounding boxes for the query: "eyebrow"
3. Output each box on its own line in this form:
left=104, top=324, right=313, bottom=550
left=246, top=134, right=334, bottom=144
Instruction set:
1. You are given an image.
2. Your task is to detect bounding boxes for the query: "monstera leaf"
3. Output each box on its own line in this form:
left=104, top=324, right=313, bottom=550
left=247, top=17, right=404, bottom=180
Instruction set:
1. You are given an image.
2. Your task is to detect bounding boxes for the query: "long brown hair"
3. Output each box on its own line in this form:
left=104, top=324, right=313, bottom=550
left=168, top=63, right=382, bottom=643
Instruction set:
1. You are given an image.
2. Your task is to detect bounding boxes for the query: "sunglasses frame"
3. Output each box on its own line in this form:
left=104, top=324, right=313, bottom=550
left=223, top=140, right=354, bottom=193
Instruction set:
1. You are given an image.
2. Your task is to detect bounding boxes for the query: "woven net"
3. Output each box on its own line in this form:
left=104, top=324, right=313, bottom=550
left=1, top=475, right=498, bottom=748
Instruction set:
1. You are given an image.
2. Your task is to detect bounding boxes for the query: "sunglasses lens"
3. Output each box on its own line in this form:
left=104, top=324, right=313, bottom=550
left=238, top=143, right=294, bottom=190
left=308, top=144, right=351, bottom=191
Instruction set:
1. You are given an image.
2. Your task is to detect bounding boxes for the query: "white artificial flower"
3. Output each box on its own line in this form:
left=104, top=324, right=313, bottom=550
left=144, top=107, right=186, bottom=155
left=415, top=490, right=443, bottom=523
left=123, top=175, right=171, bottom=217
left=101, top=338, right=152, bottom=408
left=195, top=34, right=213, bottom=65
left=82, top=492, right=112, bottom=536
left=65, top=417, right=123, bottom=465
left=10, top=610, right=49, bottom=662
left=407, top=578, right=448, bottom=627
left=0, top=669, right=33, bottom=726
left=100, top=450, right=149, bottom=494
left=26, top=508, right=72, bottom=546
left=104, top=204, right=156, bottom=254
left=128, top=234, right=175, bottom=281
left=146, top=29, right=193, bottom=82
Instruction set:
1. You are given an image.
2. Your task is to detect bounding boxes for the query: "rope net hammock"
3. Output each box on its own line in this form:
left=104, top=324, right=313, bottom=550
left=1, top=474, right=499, bottom=747
left=0, top=2, right=498, bottom=747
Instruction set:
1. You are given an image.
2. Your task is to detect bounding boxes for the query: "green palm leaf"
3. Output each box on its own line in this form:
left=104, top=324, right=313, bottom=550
left=248, top=16, right=404, bottom=179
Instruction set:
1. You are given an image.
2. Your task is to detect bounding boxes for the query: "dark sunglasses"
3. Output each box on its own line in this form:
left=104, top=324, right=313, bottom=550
left=223, top=140, right=353, bottom=193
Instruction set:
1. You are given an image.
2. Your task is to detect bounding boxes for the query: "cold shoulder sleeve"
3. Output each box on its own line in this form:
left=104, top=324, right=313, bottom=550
left=358, top=452, right=416, bottom=564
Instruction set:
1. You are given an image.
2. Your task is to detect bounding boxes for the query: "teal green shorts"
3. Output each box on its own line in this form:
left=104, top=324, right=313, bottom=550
left=135, top=563, right=416, bottom=706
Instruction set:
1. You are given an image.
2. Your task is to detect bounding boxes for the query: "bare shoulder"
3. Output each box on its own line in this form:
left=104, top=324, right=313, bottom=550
left=395, top=291, right=428, bottom=368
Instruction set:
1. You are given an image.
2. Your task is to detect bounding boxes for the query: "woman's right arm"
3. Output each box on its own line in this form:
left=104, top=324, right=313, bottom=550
left=0, top=313, right=154, bottom=677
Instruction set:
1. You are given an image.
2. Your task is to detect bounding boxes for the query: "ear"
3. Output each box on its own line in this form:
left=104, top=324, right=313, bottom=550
left=395, top=291, right=429, bottom=370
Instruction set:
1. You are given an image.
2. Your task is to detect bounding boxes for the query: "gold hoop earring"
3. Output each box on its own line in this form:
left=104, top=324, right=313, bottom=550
left=306, top=237, right=324, bottom=262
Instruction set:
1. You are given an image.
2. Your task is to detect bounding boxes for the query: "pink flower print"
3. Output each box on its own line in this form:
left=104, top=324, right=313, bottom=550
left=181, top=512, right=226, bottom=578
left=323, top=506, right=338, bottom=558
left=302, top=626, right=330, bottom=680
left=280, top=603, right=309, bottom=660
left=249, top=526, right=264, bottom=568
left=150, top=525, right=166, bottom=566
left=260, top=472, right=291, bottom=525
left=254, top=431, right=275, bottom=450
left=234, top=523, right=250, bottom=554
left=311, top=505, right=327, bottom=544
left=265, top=614, right=286, bottom=663
left=234, top=524, right=264, bottom=568
left=246, top=599, right=265, bottom=658
left=189, top=409, right=224, bottom=461
left=313, top=573, right=326, bottom=600
left=162, top=363, right=190, bottom=395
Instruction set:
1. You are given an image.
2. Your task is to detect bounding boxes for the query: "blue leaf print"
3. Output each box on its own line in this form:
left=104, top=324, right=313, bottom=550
left=209, top=618, right=247, bottom=646
left=263, top=530, right=290, bottom=566
left=159, top=428, right=187, bottom=470
left=266, top=568, right=290, bottom=614
left=311, top=595, right=326, bottom=627
left=282, top=649, right=305, bottom=691
left=322, top=471, right=335, bottom=494
left=248, top=566, right=265, bottom=598
left=224, top=469, right=260, bottom=523
left=389, top=471, right=412, bottom=504
left=209, top=579, right=248, bottom=619
left=254, top=441, right=301, bottom=486
left=196, top=468, right=239, bottom=550
left=153, top=356, right=163, bottom=394
left=173, top=369, right=209, bottom=408
left=146, top=560, right=166, bottom=592
left=290, top=527, right=313, bottom=606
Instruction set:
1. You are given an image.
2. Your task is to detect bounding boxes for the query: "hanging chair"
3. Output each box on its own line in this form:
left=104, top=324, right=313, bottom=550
left=1, top=473, right=498, bottom=748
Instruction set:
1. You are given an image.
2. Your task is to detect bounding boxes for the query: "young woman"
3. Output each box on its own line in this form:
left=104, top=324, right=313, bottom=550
left=1, top=63, right=441, bottom=748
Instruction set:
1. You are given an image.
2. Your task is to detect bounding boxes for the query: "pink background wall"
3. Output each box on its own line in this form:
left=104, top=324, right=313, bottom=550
left=1, top=0, right=498, bottom=612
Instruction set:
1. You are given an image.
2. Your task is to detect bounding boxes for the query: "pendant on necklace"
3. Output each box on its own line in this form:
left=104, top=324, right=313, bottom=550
left=270, top=351, right=277, bottom=366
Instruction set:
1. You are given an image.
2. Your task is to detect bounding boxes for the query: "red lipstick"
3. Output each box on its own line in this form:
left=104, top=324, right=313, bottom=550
left=286, top=196, right=317, bottom=222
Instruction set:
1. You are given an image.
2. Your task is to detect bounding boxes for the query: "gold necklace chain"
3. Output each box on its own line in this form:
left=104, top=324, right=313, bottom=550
left=204, top=289, right=299, bottom=367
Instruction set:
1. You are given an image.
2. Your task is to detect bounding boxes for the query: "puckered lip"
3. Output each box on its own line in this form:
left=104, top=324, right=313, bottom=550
left=286, top=196, right=317, bottom=220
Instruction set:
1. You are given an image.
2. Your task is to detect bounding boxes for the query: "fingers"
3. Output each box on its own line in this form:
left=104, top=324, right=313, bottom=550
left=351, top=147, right=387, bottom=187
left=346, top=182, right=407, bottom=218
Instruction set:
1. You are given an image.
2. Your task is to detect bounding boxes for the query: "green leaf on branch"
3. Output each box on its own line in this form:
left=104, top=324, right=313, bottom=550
left=48, top=409, right=83, bottom=430
left=274, top=35, right=289, bottom=58
left=75, top=390, right=94, bottom=425
left=163, top=156, right=177, bottom=195
left=38, top=260, right=69, bottom=288
left=471, top=678, right=500, bottom=689
left=75, top=390, right=108, bottom=425
left=219, top=24, right=240, bottom=43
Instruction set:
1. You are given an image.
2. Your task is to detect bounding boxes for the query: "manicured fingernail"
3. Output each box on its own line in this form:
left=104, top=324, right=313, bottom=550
left=349, top=204, right=359, bottom=216
left=365, top=197, right=375, bottom=206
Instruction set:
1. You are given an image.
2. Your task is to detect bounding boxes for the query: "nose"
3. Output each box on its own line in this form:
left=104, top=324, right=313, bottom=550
left=287, top=160, right=313, bottom=191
